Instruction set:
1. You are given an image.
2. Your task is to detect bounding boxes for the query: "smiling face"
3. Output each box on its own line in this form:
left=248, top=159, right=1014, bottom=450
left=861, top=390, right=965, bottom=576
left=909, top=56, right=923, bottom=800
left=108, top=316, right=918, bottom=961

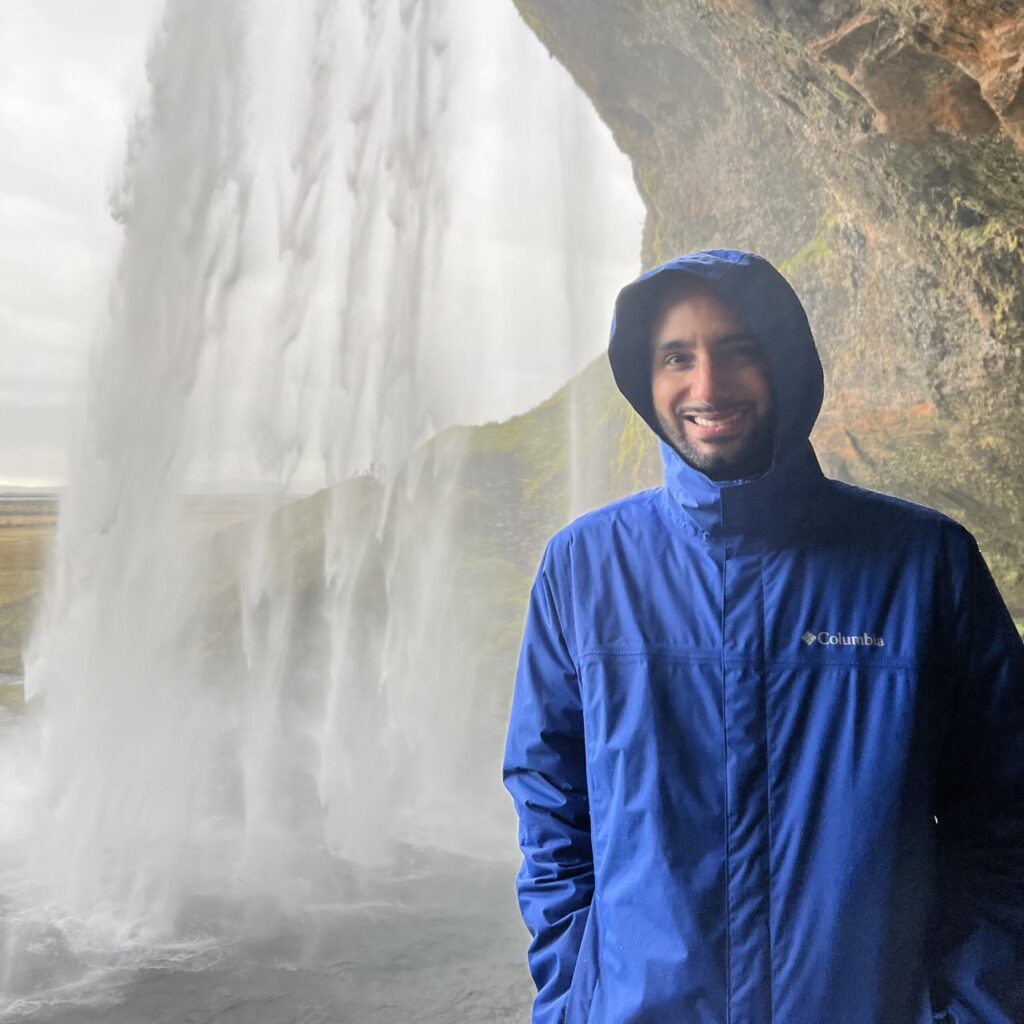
left=650, top=285, right=774, bottom=481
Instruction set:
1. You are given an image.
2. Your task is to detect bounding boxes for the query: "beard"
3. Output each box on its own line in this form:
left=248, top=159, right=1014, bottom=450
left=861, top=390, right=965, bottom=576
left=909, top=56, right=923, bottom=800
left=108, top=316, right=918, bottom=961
left=656, top=406, right=775, bottom=482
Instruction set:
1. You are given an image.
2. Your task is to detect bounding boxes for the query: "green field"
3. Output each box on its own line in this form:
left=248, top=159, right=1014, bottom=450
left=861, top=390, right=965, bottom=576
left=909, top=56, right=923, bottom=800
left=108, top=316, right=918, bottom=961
left=0, top=496, right=269, bottom=705
left=0, top=499, right=57, bottom=690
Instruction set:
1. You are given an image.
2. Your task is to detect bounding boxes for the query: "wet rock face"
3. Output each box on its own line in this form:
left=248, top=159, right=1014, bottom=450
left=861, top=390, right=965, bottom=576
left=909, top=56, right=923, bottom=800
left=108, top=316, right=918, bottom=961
left=717, top=1, right=1024, bottom=144
left=515, top=0, right=1024, bottom=617
left=913, top=1, right=1024, bottom=147
left=811, top=12, right=1001, bottom=140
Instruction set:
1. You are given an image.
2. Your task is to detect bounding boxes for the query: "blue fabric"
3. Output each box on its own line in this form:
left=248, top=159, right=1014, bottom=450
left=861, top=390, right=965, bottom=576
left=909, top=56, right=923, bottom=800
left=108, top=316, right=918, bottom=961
left=503, top=251, right=1024, bottom=1024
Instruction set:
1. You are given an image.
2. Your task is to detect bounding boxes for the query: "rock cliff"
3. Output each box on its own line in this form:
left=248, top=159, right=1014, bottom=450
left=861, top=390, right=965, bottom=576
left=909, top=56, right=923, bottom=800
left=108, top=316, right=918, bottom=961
left=514, top=0, right=1024, bottom=616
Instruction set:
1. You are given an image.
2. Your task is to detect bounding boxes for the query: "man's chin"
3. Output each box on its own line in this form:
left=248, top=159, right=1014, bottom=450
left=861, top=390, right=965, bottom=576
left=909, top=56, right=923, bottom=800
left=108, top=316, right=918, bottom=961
left=657, top=416, right=773, bottom=480
left=684, top=437, right=745, bottom=471
left=671, top=438, right=770, bottom=481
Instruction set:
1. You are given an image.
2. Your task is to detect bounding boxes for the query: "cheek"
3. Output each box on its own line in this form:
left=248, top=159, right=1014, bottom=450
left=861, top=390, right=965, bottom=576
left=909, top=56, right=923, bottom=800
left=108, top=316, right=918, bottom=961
left=650, top=376, right=677, bottom=418
left=742, top=371, right=772, bottom=412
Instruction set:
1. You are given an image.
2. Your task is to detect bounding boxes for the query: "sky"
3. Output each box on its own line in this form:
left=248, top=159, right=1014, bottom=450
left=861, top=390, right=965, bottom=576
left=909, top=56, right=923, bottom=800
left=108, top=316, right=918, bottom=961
left=0, top=0, right=163, bottom=487
left=0, top=0, right=644, bottom=489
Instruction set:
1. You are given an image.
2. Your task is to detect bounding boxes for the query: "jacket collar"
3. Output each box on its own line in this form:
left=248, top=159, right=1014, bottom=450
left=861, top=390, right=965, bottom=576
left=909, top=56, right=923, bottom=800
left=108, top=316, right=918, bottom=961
left=660, top=439, right=825, bottom=544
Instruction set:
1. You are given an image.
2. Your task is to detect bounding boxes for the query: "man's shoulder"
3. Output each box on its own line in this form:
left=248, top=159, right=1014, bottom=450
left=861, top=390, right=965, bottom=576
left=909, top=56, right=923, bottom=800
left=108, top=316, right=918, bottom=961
left=545, top=487, right=664, bottom=553
left=821, top=477, right=974, bottom=548
left=570, top=487, right=664, bottom=528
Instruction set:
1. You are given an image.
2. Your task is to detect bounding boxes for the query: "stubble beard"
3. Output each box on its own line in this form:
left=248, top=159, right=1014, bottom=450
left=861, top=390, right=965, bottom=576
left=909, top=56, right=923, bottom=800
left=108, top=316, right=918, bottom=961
left=656, top=407, right=775, bottom=482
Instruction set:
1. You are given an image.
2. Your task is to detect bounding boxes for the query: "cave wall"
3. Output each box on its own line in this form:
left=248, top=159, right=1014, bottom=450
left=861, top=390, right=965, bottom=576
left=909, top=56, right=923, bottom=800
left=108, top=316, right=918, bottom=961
left=514, top=0, right=1024, bottom=617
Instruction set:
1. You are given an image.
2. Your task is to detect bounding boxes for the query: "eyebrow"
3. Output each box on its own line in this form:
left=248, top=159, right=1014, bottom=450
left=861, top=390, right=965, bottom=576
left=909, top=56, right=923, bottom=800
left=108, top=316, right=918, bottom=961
left=652, top=332, right=759, bottom=354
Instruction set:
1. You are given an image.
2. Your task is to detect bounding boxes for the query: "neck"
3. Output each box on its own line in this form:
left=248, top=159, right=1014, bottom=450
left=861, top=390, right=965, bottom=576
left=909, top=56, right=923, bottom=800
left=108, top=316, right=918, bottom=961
left=660, top=440, right=824, bottom=543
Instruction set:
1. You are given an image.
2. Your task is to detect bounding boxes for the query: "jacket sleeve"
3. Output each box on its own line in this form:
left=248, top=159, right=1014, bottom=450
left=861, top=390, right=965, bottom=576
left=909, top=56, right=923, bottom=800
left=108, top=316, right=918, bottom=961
left=931, top=536, right=1024, bottom=1023
left=503, top=540, right=593, bottom=1024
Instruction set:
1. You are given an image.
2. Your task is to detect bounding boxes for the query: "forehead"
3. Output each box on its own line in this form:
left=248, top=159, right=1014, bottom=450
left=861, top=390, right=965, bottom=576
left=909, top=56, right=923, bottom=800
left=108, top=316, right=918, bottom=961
left=650, top=286, right=754, bottom=348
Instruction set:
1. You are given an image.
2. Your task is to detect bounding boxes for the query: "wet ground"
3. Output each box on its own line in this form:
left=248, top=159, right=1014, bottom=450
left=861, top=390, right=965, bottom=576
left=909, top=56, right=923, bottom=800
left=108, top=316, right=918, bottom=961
left=0, top=852, right=533, bottom=1024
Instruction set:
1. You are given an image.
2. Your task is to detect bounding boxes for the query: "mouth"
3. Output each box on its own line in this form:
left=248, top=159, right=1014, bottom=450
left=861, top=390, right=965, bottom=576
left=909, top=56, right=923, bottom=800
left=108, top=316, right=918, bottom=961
left=679, top=403, right=753, bottom=428
left=678, top=406, right=753, bottom=440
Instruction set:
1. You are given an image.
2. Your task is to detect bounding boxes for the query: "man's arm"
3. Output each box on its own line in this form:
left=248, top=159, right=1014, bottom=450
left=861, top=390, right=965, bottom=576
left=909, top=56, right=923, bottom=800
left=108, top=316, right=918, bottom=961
left=931, top=536, right=1024, bottom=1023
left=503, top=541, right=594, bottom=1024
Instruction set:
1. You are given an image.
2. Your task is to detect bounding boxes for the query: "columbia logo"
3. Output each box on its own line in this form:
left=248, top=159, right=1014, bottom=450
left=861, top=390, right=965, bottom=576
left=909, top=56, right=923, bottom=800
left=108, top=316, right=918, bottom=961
left=802, top=629, right=886, bottom=648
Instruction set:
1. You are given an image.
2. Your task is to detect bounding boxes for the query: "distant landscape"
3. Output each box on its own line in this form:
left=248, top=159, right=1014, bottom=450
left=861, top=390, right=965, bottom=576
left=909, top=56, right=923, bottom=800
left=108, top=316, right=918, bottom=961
left=0, top=493, right=287, bottom=710
left=0, top=498, right=56, bottom=707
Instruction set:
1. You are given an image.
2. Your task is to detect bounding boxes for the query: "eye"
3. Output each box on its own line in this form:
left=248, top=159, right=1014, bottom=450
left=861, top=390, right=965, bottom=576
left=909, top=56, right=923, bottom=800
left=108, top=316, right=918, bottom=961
left=664, top=352, right=694, bottom=368
left=725, top=342, right=764, bottom=364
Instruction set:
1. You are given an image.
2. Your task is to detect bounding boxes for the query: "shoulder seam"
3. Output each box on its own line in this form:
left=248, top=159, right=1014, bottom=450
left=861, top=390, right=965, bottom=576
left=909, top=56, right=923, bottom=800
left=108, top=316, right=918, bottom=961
left=557, top=487, right=662, bottom=534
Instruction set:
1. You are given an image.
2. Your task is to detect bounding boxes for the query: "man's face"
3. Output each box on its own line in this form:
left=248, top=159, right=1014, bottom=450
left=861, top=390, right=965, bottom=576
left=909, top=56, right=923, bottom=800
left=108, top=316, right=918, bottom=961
left=650, top=288, right=774, bottom=481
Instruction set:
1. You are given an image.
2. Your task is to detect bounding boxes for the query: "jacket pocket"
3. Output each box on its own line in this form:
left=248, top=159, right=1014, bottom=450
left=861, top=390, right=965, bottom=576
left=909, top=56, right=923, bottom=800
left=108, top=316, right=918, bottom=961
left=563, top=900, right=601, bottom=1024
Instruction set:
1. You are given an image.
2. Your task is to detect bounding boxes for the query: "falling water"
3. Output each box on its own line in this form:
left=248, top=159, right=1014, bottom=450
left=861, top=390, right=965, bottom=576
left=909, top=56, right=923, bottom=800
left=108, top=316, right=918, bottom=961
left=0, top=0, right=641, bottom=1019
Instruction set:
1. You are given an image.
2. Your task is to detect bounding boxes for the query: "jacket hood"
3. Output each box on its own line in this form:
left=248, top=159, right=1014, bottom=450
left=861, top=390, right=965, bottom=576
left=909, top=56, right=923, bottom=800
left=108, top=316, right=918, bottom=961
left=609, top=249, right=824, bottom=469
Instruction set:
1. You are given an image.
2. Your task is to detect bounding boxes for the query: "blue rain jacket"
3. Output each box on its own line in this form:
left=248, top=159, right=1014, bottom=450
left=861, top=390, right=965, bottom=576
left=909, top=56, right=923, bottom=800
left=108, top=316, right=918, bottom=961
left=503, top=251, right=1024, bottom=1024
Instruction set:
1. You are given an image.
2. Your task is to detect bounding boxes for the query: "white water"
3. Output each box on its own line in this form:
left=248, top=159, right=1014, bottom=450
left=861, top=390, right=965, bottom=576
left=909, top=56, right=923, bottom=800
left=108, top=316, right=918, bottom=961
left=0, top=0, right=641, bottom=1018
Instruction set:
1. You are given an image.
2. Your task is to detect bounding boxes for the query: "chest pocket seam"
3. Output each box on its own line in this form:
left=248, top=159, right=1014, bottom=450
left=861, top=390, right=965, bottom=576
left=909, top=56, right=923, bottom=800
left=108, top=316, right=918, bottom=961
left=579, top=645, right=721, bottom=662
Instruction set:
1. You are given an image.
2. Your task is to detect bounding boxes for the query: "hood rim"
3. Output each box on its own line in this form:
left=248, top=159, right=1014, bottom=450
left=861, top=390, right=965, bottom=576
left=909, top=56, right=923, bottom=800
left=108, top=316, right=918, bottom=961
left=608, top=250, right=824, bottom=483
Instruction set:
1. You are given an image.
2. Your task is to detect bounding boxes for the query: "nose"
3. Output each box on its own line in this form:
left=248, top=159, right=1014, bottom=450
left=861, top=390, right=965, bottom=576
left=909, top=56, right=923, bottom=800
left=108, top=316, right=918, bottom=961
left=689, top=354, right=723, bottom=406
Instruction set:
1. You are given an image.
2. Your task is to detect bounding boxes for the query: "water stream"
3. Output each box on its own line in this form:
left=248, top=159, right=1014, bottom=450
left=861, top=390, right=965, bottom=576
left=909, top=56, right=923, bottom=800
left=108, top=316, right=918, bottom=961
left=0, top=1, right=641, bottom=1019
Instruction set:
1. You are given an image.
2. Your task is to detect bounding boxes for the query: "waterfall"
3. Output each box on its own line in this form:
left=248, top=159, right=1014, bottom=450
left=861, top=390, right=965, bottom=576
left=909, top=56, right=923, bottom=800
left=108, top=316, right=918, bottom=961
left=0, top=0, right=641, bottom=1016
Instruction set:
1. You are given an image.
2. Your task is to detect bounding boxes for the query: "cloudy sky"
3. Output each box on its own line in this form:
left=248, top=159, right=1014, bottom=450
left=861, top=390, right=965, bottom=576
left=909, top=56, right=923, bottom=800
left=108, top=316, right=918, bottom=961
left=0, top=0, right=161, bottom=486
left=0, top=0, right=643, bottom=489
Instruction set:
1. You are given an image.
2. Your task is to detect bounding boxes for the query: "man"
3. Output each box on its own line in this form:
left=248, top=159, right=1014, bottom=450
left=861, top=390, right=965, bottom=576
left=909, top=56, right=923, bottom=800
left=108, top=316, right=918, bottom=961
left=503, top=250, right=1024, bottom=1024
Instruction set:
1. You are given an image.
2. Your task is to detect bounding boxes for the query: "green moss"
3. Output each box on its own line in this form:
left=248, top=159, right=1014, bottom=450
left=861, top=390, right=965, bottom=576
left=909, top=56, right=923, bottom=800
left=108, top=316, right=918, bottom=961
left=613, top=403, right=658, bottom=492
left=638, top=165, right=662, bottom=205
left=778, top=234, right=834, bottom=278
left=649, top=221, right=666, bottom=267
left=0, top=683, right=24, bottom=714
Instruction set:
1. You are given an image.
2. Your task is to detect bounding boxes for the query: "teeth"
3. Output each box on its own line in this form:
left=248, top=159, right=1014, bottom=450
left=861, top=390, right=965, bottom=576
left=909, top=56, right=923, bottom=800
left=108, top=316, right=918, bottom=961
left=691, top=411, right=742, bottom=427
